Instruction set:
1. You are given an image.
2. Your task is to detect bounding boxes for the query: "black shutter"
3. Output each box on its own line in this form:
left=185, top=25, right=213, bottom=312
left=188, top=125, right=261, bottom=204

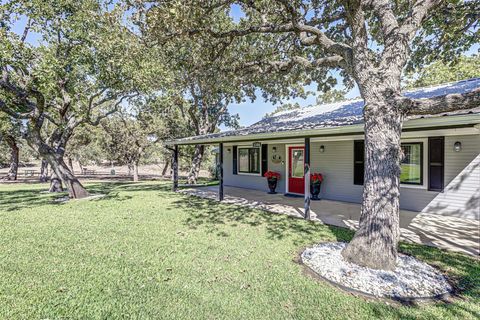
left=261, top=144, right=268, bottom=176
left=354, top=140, right=364, bottom=185
left=428, top=137, right=444, bottom=191
left=232, top=146, right=238, bottom=175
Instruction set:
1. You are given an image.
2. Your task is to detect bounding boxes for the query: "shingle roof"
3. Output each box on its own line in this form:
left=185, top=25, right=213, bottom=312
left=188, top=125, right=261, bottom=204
left=173, top=78, right=480, bottom=143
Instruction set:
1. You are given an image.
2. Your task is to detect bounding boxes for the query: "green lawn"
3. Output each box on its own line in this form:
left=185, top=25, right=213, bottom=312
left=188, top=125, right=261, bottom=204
left=0, top=182, right=478, bottom=319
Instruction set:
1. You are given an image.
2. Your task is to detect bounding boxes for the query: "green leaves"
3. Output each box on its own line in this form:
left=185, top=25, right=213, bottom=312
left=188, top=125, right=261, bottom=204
left=405, top=55, right=480, bottom=89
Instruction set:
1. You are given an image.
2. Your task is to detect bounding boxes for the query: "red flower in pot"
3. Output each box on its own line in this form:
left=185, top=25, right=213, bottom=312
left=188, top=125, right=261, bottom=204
left=264, top=171, right=281, bottom=194
left=310, top=173, right=324, bottom=200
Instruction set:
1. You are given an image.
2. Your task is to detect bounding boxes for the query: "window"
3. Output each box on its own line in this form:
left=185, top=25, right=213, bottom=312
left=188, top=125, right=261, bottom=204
left=400, top=142, right=423, bottom=185
left=238, top=147, right=260, bottom=174
left=353, top=140, right=425, bottom=187
left=290, top=148, right=304, bottom=178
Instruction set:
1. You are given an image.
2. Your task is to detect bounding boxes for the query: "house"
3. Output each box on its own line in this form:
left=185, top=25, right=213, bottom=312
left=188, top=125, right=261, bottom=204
left=167, top=78, right=480, bottom=220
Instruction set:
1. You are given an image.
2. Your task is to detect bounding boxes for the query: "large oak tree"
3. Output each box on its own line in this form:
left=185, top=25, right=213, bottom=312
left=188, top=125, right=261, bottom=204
left=0, top=0, right=152, bottom=198
left=149, top=0, right=480, bottom=270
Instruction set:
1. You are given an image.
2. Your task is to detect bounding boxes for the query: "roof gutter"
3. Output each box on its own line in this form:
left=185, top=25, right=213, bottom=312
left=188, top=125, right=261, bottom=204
left=165, top=114, right=480, bottom=146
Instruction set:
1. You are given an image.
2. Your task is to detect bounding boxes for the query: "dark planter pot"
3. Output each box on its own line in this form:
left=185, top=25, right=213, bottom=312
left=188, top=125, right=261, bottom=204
left=310, top=182, right=322, bottom=200
left=267, top=179, right=278, bottom=194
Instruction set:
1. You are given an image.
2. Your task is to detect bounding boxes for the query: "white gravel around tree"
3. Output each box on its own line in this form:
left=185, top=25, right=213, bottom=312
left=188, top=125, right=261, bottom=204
left=301, top=242, right=452, bottom=299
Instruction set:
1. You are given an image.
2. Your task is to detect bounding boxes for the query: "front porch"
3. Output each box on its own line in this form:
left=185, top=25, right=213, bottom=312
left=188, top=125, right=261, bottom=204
left=181, top=185, right=480, bottom=256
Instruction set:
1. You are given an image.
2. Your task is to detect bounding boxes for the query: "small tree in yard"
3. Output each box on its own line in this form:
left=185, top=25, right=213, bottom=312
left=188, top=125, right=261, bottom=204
left=154, top=0, right=480, bottom=270
left=0, top=0, right=151, bottom=198
left=100, top=111, right=152, bottom=182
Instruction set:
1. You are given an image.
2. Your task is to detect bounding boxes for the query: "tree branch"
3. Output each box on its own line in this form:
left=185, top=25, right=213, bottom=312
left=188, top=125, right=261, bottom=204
left=401, top=87, right=480, bottom=116
left=236, top=55, right=345, bottom=74
left=398, top=0, right=442, bottom=40
left=368, top=0, right=399, bottom=39
left=277, top=0, right=352, bottom=58
left=85, top=93, right=139, bottom=126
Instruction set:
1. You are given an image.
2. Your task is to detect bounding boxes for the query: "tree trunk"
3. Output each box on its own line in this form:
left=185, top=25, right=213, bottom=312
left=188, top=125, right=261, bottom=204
left=48, top=156, right=89, bottom=198
left=49, top=171, right=63, bottom=192
left=342, top=97, right=404, bottom=271
left=26, top=125, right=88, bottom=198
left=40, top=159, right=49, bottom=182
left=68, top=157, right=74, bottom=173
left=132, top=161, right=139, bottom=182
left=161, top=161, right=169, bottom=177
left=187, top=145, right=205, bottom=184
left=3, top=136, right=19, bottom=181
left=78, top=161, right=84, bottom=174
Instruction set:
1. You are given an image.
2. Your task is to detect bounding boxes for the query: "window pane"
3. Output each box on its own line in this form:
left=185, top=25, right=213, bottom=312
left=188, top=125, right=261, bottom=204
left=238, top=148, right=260, bottom=173
left=401, top=143, right=422, bottom=184
left=239, top=149, right=249, bottom=172
left=291, top=149, right=304, bottom=178
left=249, top=148, right=260, bottom=173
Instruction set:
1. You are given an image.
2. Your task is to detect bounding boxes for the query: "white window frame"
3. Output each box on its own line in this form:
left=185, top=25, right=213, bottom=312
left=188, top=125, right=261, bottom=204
left=237, top=146, right=262, bottom=176
left=400, top=138, right=428, bottom=190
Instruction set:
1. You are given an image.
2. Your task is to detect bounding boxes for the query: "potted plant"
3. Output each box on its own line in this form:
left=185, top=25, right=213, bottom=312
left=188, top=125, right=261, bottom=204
left=310, top=173, right=324, bottom=200
left=264, top=171, right=281, bottom=194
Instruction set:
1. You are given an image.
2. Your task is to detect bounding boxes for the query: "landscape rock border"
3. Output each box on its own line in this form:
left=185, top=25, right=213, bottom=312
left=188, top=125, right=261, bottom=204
left=297, top=242, right=457, bottom=305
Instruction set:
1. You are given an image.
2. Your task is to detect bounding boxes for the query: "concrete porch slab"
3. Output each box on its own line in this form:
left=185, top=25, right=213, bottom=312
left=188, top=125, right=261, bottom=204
left=181, top=185, right=480, bottom=256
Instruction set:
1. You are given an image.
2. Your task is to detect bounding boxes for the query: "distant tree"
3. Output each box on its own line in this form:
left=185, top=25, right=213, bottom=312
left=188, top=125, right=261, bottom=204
left=0, top=113, right=21, bottom=180
left=316, top=89, right=347, bottom=104
left=264, top=102, right=301, bottom=118
left=65, top=125, right=105, bottom=173
left=136, top=95, right=196, bottom=177
left=101, top=113, right=150, bottom=182
left=99, top=94, right=190, bottom=182
left=406, top=55, right=480, bottom=88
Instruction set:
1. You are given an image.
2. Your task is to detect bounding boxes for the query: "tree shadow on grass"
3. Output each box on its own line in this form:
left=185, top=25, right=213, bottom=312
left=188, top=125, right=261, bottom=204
left=171, top=192, right=354, bottom=246
left=0, top=187, right=68, bottom=212
left=0, top=181, right=171, bottom=212
left=172, top=192, right=480, bottom=317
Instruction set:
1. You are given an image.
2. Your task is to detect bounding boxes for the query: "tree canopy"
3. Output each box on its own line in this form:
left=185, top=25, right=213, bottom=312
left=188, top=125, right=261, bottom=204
left=406, top=55, right=480, bottom=88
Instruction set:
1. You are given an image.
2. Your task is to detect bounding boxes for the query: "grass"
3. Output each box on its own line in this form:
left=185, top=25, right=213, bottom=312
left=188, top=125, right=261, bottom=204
left=0, top=181, right=479, bottom=319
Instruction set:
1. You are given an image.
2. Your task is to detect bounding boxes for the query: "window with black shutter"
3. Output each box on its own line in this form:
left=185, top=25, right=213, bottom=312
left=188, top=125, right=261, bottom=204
left=428, top=137, right=445, bottom=191
left=354, top=140, right=364, bottom=185
left=238, top=147, right=260, bottom=174
left=232, top=146, right=238, bottom=175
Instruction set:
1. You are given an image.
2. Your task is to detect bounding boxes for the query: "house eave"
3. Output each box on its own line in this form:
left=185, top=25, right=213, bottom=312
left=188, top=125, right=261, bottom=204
left=165, top=113, right=480, bottom=146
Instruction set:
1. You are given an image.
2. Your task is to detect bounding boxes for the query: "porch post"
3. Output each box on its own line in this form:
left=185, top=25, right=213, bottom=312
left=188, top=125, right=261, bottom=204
left=218, top=142, right=224, bottom=201
left=304, top=137, right=311, bottom=219
left=172, top=144, right=179, bottom=192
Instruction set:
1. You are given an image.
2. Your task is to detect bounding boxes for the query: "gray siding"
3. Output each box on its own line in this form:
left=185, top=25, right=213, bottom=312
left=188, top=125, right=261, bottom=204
left=419, top=135, right=480, bottom=219
left=310, top=141, right=364, bottom=203
left=223, top=134, right=480, bottom=219
left=223, top=144, right=286, bottom=192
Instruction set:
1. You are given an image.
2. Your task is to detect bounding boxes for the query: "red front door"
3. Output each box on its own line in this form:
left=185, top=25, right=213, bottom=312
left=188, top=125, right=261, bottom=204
left=288, top=146, right=305, bottom=194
